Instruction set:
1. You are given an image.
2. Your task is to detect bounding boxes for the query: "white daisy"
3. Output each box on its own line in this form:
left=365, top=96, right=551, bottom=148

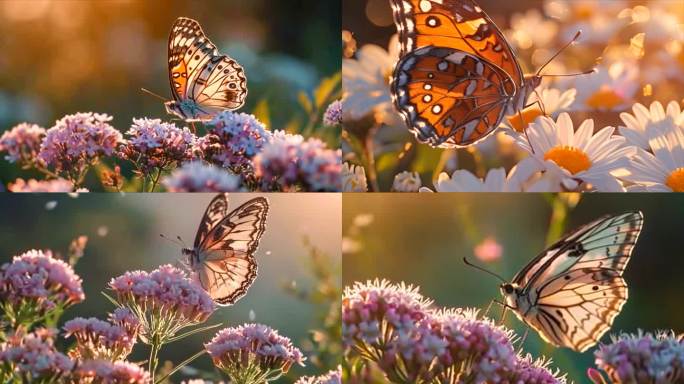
left=573, top=62, right=639, bottom=111
left=514, top=112, right=635, bottom=192
left=621, top=125, right=684, bottom=192
left=342, top=35, right=401, bottom=126
left=419, top=157, right=541, bottom=192
left=391, top=171, right=421, bottom=192
left=619, top=101, right=684, bottom=149
left=342, top=162, right=368, bottom=192
left=503, top=87, right=577, bottom=133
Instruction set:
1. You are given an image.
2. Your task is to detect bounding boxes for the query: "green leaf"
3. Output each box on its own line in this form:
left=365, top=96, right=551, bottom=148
left=314, top=72, right=341, bottom=108
left=166, top=322, right=223, bottom=344
left=252, top=98, right=271, bottom=129
left=100, top=291, right=120, bottom=307
left=298, top=91, right=313, bottom=114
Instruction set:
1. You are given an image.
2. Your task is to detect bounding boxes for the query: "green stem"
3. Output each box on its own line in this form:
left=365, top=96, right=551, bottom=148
left=149, top=334, right=161, bottom=382
left=148, top=167, right=163, bottom=192
left=154, top=349, right=206, bottom=384
left=363, top=126, right=380, bottom=192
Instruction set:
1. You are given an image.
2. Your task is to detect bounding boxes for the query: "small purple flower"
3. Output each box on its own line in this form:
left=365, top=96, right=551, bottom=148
left=162, top=162, right=242, bottom=192
left=118, top=118, right=198, bottom=176
left=71, top=359, right=150, bottom=383
left=0, top=250, right=84, bottom=326
left=594, top=331, right=684, bottom=384
left=510, top=355, right=567, bottom=384
left=323, top=100, right=342, bottom=126
left=203, top=111, right=271, bottom=171
left=108, top=265, right=216, bottom=344
left=254, top=131, right=341, bottom=191
left=205, top=323, right=305, bottom=383
left=63, top=312, right=139, bottom=361
left=38, top=112, right=123, bottom=185
left=0, top=123, right=46, bottom=166
left=0, top=328, right=74, bottom=382
left=7, top=178, right=78, bottom=192
left=294, top=367, right=342, bottom=384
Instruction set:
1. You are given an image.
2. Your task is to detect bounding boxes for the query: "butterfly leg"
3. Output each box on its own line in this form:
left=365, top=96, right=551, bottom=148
left=191, top=121, right=197, bottom=134
left=527, top=89, right=547, bottom=115
left=483, top=299, right=496, bottom=318
left=516, top=326, right=530, bottom=350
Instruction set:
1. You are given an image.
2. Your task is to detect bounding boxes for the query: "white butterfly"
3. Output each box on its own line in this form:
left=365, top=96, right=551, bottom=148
left=165, top=17, right=247, bottom=122
left=496, top=211, right=643, bottom=352
left=182, top=194, right=269, bottom=305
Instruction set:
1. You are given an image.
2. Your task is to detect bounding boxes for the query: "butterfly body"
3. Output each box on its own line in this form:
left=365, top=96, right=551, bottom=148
left=165, top=17, right=247, bottom=122
left=497, top=212, right=643, bottom=352
left=186, top=194, right=269, bottom=306
left=390, top=0, right=539, bottom=148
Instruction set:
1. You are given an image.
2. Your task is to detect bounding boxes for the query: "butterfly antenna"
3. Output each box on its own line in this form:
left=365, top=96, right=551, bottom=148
left=159, top=233, right=183, bottom=247
left=176, top=235, right=188, bottom=248
left=141, top=88, right=167, bottom=101
left=536, top=30, right=589, bottom=77
left=463, top=257, right=506, bottom=283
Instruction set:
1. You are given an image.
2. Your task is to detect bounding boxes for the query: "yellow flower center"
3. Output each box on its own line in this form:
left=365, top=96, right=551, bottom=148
left=666, top=168, right=684, bottom=192
left=507, top=108, right=544, bottom=132
left=585, top=87, right=625, bottom=109
left=544, top=145, right=592, bottom=174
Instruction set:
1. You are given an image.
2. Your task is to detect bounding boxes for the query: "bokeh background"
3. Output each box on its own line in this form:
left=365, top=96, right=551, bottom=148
left=0, top=0, right=341, bottom=184
left=343, top=193, right=684, bottom=382
left=0, top=193, right=342, bottom=382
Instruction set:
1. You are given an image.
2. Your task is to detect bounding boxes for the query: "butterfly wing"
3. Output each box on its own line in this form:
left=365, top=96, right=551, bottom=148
left=167, top=17, right=247, bottom=121
left=390, top=0, right=523, bottom=84
left=513, top=211, right=643, bottom=352
left=194, top=197, right=269, bottom=305
left=392, top=46, right=514, bottom=147
left=193, top=193, right=230, bottom=249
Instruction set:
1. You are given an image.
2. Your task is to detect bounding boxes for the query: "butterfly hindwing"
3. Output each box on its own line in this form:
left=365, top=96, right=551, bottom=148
left=191, top=196, right=269, bottom=305
left=507, top=212, right=643, bottom=352
left=392, top=46, right=513, bottom=147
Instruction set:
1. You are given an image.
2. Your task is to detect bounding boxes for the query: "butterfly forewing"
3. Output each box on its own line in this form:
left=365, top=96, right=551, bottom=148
left=509, top=211, right=643, bottom=352
left=191, top=196, right=269, bottom=305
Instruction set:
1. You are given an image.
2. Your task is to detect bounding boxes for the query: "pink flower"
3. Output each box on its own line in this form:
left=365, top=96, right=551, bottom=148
left=294, top=367, right=342, bottom=384
left=202, top=111, right=271, bottom=171
left=108, top=265, right=215, bottom=344
left=63, top=310, right=139, bottom=361
left=254, top=131, right=342, bottom=191
left=323, top=100, right=342, bottom=127
left=162, top=162, right=242, bottom=192
left=205, top=323, right=305, bottom=383
left=510, top=355, right=567, bottom=384
left=118, top=118, right=198, bottom=176
left=38, top=112, right=123, bottom=184
left=0, top=123, right=45, bottom=166
left=473, top=236, right=503, bottom=262
left=594, top=331, right=684, bottom=383
left=0, top=250, right=84, bottom=326
left=71, top=359, right=150, bottom=383
left=7, top=178, right=78, bottom=192
left=0, top=328, right=74, bottom=382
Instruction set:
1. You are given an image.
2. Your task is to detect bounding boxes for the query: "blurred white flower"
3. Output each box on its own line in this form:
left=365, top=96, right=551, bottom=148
left=506, top=9, right=559, bottom=50
left=391, top=171, right=421, bottom=192
left=420, top=158, right=540, bottom=192
left=573, top=62, right=639, bottom=111
left=544, top=0, right=628, bottom=22
left=342, top=162, right=368, bottom=192
left=514, top=113, right=635, bottom=191
left=352, top=214, right=374, bottom=227
left=342, top=35, right=401, bottom=126
left=621, top=125, right=684, bottom=192
left=619, top=101, right=684, bottom=150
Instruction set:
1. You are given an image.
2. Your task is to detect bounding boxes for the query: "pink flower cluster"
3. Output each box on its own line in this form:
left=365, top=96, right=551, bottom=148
left=7, top=178, right=77, bottom=192
left=593, top=331, right=684, bottom=384
left=71, top=359, right=150, bottom=383
left=323, top=100, right=342, bottom=127
left=162, top=162, right=242, bottom=192
left=343, top=280, right=566, bottom=383
left=202, top=111, right=271, bottom=171
left=38, top=112, right=122, bottom=175
left=118, top=118, right=198, bottom=175
left=0, top=250, right=84, bottom=324
left=254, top=131, right=342, bottom=191
left=108, top=265, right=215, bottom=341
left=294, top=368, right=342, bottom=384
left=0, top=328, right=74, bottom=382
left=0, top=123, right=45, bottom=165
left=63, top=308, right=140, bottom=361
left=205, top=323, right=305, bottom=381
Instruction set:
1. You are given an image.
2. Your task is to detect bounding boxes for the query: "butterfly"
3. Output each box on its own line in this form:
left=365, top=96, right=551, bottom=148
left=165, top=17, right=247, bottom=122
left=389, top=0, right=543, bottom=148
left=494, top=211, right=644, bottom=352
left=182, top=194, right=269, bottom=305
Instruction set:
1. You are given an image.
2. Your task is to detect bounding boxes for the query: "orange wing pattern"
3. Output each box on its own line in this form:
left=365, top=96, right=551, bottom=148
left=390, top=0, right=525, bottom=147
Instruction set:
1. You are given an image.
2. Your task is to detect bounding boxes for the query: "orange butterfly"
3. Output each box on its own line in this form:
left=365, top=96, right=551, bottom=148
left=390, top=0, right=575, bottom=148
